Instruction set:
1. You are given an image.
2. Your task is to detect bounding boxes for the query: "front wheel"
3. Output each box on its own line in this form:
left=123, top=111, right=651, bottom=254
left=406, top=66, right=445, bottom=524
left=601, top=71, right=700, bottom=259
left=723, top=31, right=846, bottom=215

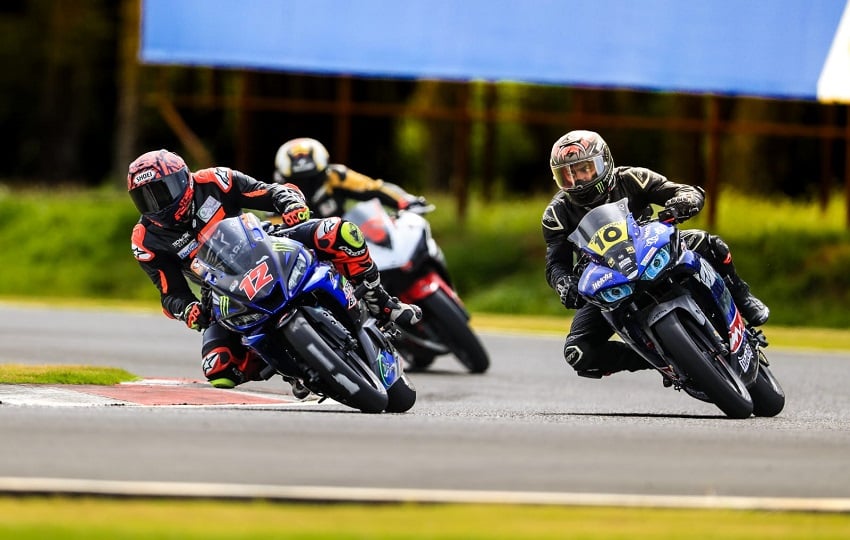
left=655, top=312, right=753, bottom=419
left=385, top=373, right=417, bottom=413
left=283, top=313, right=388, bottom=413
left=748, top=351, right=785, bottom=417
left=418, top=288, right=490, bottom=373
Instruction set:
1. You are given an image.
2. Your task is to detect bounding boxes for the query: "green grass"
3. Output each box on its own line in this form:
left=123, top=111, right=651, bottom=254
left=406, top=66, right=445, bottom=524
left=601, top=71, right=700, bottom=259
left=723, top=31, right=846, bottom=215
left=0, top=364, right=138, bottom=385
left=0, top=497, right=847, bottom=539
left=425, top=190, right=850, bottom=328
left=1, top=187, right=849, bottom=327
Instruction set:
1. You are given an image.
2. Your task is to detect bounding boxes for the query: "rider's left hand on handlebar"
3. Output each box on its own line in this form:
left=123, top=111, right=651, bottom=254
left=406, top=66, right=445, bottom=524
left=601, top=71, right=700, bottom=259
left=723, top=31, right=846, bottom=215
left=664, top=194, right=701, bottom=221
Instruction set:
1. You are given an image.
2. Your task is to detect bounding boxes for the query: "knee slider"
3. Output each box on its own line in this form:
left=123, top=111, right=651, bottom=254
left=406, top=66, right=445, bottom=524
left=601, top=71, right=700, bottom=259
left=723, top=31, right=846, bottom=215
left=202, top=347, right=234, bottom=379
left=563, top=342, right=593, bottom=371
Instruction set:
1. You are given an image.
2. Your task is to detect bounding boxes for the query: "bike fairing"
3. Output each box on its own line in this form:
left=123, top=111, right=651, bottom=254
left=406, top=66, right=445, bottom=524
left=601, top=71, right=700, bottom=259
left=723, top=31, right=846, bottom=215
left=345, top=199, right=457, bottom=304
left=190, top=212, right=403, bottom=392
left=190, top=214, right=354, bottom=332
left=569, top=198, right=756, bottom=383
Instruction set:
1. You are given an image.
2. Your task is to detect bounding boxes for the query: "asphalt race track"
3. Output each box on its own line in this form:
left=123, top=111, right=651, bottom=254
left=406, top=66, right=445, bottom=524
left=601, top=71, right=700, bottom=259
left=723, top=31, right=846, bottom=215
left=1, top=303, right=849, bottom=510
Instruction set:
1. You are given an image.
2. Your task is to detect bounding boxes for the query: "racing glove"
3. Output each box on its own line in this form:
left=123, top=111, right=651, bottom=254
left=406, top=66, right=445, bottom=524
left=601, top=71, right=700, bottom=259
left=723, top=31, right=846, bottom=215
left=181, top=301, right=210, bottom=332
left=664, top=194, right=701, bottom=222
left=555, top=275, right=585, bottom=309
left=274, top=183, right=311, bottom=227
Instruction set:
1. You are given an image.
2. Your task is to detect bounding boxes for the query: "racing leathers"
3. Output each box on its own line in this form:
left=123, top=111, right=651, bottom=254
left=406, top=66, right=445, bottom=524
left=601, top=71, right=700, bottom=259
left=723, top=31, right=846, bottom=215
left=131, top=167, right=418, bottom=388
left=542, top=166, right=769, bottom=378
left=280, top=163, right=424, bottom=218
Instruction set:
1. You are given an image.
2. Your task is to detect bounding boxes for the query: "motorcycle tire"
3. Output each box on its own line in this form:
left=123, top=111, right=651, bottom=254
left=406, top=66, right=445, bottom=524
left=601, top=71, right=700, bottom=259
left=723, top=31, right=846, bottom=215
left=419, top=288, right=490, bottom=373
left=283, top=312, right=388, bottom=414
left=385, top=372, right=417, bottom=413
left=655, top=311, right=754, bottom=419
left=405, top=353, right=436, bottom=372
left=748, top=351, right=785, bottom=417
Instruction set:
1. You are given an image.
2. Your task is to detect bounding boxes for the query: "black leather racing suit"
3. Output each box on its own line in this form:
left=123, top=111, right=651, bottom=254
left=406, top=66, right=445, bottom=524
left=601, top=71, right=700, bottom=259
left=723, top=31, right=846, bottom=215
left=542, top=166, right=743, bottom=377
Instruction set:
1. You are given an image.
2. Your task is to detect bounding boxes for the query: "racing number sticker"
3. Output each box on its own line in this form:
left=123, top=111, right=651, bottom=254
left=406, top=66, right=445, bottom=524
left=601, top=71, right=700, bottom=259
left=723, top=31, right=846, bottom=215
left=239, top=261, right=274, bottom=300
left=588, top=221, right=627, bottom=256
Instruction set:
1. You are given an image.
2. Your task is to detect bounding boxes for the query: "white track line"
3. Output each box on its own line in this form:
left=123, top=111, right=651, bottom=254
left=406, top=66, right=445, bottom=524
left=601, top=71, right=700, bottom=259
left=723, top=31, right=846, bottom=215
left=0, top=477, right=848, bottom=512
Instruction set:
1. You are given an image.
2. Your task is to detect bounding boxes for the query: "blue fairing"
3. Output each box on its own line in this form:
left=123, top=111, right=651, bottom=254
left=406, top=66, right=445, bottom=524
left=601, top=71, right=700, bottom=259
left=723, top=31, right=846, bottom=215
left=300, top=265, right=352, bottom=309
left=192, top=213, right=355, bottom=333
left=576, top=214, right=675, bottom=298
left=579, top=264, right=629, bottom=296
left=638, top=221, right=674, bottom=253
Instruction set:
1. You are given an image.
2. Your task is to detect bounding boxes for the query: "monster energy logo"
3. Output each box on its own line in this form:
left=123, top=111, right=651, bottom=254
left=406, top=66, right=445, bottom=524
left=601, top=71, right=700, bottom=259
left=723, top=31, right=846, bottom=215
left=218, top=296, right=230, bottom=316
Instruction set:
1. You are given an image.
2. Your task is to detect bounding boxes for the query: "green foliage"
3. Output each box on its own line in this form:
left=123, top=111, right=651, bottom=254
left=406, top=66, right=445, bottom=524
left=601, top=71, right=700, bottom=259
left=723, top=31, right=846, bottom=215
left=426, top=190, right=850, bottom=329
left=1, top=187, right=849, bottom=328
left=0, top=188, right=155, bottom=302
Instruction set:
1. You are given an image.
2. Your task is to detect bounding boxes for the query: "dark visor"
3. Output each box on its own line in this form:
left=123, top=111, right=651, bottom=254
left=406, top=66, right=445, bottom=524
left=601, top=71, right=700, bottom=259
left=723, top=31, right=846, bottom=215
left=129, top=168, right=189, bottom=215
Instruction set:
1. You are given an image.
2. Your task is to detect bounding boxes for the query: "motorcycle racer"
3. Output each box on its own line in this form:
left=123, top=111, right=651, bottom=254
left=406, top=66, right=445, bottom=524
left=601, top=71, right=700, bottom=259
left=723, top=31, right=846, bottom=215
left=542, top=130, right=769, bottom=379
left=128, top=149, right=421, bottom=391
left=273, top=137, right=429, bottom=217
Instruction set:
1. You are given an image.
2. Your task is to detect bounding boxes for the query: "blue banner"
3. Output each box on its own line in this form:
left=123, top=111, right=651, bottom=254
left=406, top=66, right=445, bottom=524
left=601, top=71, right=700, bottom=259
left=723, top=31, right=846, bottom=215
left=140, top=0, right=850, bottom=102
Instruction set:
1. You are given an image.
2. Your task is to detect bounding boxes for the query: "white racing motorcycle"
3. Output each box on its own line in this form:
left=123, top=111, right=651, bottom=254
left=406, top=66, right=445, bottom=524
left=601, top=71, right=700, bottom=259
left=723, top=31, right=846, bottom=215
left=344, top=199, right=490, bottom=373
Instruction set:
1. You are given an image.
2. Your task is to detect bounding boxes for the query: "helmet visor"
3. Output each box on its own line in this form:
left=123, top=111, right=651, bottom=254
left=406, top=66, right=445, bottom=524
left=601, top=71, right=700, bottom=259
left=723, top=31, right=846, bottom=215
left=553, top=155, right=607, bottom=190
left=129, top=168, right=189, bottom=215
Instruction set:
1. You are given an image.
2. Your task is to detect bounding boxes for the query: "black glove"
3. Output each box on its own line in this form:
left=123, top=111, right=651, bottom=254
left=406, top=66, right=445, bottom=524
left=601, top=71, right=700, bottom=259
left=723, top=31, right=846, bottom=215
left=555, top=275, right=585, bottom=309
left=664, top=194, right=701, bottom=221
left=181, top=301, right=210, bottom=332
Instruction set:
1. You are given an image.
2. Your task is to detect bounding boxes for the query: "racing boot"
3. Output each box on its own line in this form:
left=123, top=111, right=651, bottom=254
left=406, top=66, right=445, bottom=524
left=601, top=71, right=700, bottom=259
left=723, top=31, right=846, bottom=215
left=204, top=348, right=268, bottom=389
left=360, top=272, right=422, bottom=329
left=725, top=275, right=770, bottom=326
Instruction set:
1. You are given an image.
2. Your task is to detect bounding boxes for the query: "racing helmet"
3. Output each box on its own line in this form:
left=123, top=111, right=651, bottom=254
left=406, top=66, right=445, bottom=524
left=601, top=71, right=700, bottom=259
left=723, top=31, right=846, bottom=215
left=550, top=130, right=615, bottom=208
left=273, top=138, right=330, bottom=184
left=127, top=149, right=194, bottom=227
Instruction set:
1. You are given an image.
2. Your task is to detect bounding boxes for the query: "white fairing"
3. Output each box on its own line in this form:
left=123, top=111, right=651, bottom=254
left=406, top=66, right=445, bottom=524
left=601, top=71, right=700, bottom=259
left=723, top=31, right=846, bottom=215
left=344, top=199, right=437, bottom=271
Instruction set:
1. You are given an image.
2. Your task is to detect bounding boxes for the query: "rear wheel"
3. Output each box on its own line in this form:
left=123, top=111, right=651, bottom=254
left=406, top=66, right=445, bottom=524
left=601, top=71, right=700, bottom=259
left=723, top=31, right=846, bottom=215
left=418, top=289, right=490, bottom=373
left=655, top=312, right=753, bottom=419
left=405, top=354, right=436, bottom=372
left=748, top=351, right=785, bottom=417
left=283, top=313, right=387, bottom=413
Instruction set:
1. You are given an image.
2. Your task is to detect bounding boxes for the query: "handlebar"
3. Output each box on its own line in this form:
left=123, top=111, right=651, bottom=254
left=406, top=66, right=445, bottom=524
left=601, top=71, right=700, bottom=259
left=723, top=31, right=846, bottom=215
left=636, top=207, right=681, bottom=225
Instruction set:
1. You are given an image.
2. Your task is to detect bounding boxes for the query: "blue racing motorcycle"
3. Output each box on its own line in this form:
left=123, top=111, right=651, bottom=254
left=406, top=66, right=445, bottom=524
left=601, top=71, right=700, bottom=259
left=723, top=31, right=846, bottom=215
left=190, top=212, right=416, bottom=413
left=571, top=198, right=785, bottom=419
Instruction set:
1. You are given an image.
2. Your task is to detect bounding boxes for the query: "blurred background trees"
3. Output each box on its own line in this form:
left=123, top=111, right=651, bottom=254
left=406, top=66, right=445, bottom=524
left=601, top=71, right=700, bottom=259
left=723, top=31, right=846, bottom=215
left=0, top=1, right=847, bottom=214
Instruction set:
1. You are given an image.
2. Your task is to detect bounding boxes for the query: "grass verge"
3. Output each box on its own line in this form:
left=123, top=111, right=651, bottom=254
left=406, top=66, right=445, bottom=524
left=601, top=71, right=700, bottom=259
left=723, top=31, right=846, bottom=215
left=0, top=364, right=138, bottom=385
left=0, top=497, right=848, bottom=539
left=470, top=313, right=850, bottom=352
